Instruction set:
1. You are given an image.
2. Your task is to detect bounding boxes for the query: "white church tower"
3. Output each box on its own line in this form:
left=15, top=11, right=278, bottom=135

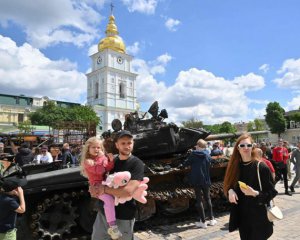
left=86, top=11, right=137, bottom=133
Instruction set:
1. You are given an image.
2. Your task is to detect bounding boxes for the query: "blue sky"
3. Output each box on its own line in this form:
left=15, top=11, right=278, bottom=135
left=0, top=0, right=300, bottom=125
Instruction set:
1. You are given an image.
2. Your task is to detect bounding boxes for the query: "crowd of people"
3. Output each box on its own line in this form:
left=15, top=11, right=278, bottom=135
left=0, top=141, right=82, bottom=168
left=1, top=133, right=300, bottom=240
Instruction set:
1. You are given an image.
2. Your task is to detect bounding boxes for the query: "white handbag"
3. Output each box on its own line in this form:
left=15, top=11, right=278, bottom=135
left=257, top=162, right=283, bottom=222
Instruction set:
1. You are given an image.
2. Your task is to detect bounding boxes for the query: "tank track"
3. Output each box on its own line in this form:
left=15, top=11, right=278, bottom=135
left=135, top=182, right=230, bottom=230
left=147, top=181, right=225, bottom=201
left=28, top=190, right=92, bottom=240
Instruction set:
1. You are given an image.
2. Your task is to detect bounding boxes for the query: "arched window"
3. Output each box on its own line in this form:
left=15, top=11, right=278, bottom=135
left=119, top=82, right=125, bottom=98
left=95, top=82, right=99, bottom=99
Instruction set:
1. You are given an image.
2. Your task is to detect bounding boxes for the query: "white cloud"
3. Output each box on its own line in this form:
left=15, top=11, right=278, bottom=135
left=249, top=107, right=267, bottom=120
left=127, top=42, right=140, bottom=55
left=88, top=44, right=98, bottom=56
left=0, top=0, right=103, bottom=48
left=273, top=58, right=300, bottom=90
left=259, top=63, right=269, bottom=73
left=156, top=53, right=172, bottom=64
left=121, top=0, right=158, bottom=15
left=131, top=58, right=167, bottom=103
left=0, top=35, right=86, bottom=103
left=286, top=95, right=300, bottom=110
left=232, top=73, right=265, bottom=91
left=165, top=18, right=181, bottom=32
left=147, top=53, right=172, bottom=75
left=132, top=53, right=172, bottom=78
left=133, top=59, right=267, bottom=124
left=159, top=68, right=249, bottom=123
left=248, top=99, right=270, bottom=105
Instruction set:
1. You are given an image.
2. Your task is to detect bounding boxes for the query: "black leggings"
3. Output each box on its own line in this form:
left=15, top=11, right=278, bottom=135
left=194, top=185, right=213, bottom=222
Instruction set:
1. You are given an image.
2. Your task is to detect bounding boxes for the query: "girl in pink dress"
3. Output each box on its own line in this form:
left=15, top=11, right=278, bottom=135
left=80, top=137, right=122, bottom=240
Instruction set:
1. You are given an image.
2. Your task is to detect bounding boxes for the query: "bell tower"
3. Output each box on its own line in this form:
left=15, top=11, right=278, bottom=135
left=86, top=8, right=137, bottom=133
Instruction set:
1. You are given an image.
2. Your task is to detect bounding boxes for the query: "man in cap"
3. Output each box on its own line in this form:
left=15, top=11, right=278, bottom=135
left=36, top=146, right=53, bottom=164
left=0, top=176, right=26, bottom=239
left=90, top=130, right=145, bottom=240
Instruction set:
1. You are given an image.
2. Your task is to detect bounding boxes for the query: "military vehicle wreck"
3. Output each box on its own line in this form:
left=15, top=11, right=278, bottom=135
left=16, top=101, right=235, bottom=239
left=101, top=101, right=228, bottom=221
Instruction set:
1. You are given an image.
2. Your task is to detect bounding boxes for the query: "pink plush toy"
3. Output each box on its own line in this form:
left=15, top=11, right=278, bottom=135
left=102, top=171, right=149, bottom=206
left=102, top=171, right=131, bottom=189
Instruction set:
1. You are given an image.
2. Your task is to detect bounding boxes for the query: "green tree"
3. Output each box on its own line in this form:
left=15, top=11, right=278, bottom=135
left=181, top=118, right=203, bottom=129
left=17, top=120, right=34, bottom=134
left=247, top=119, right=266, bottom=131
left=29, top=102, right=100, bottom=127
left=219, top=121, right=236, bottom=133
left=254, top=118, right=265, bottom=131
left=265, top=102, right=286, bottom=138
left=203, top=124, right=221, bottom=134
left=247, top=121, right=255, bottom=131
left=289, top=112, right=300, bottom=122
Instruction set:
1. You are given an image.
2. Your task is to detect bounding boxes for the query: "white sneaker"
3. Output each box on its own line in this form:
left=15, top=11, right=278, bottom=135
left=195, top=221, right=207, bottom=229
left=107, top=225, right=122, bottom=240
left=207, top=219, right=217, bottom=226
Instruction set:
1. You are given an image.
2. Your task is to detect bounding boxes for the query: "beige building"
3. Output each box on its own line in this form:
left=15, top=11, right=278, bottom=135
left=256, top=113, right=300, bottom=146
left=0, top=93, right=80, bottom=126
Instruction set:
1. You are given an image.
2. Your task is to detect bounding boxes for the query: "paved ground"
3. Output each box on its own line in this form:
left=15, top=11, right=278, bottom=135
left=134, top=178, right=300, bottom=240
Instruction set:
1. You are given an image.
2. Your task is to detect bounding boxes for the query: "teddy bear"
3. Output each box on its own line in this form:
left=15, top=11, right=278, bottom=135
left=102, top=171, right=149, bottom=206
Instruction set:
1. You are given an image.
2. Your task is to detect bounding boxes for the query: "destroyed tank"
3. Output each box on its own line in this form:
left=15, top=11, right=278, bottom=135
left=14, top=102, right=267, bottom=240
left=101, top=101, right=229, bottom=222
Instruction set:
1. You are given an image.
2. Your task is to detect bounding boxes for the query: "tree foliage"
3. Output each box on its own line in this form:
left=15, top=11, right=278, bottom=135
left=254, top=118, right=265, bottom=131
left=17, top=120, right=34, bottom=134
left=247, top=118, right=266, bottom=131
left=181, top=118, right=203, bottom=129
left=203, top=121, right=236, bottom=134
left=29, top=101, right=100, bottom=127
left=289, top=112, right=300, bottom=122
left=203, top=124, right=220, bottom=134
left=219, top=121, right=237, bottom=133
left=247, top=121, right=255, bottom=131
left=265, top=102, right=286, bottom=137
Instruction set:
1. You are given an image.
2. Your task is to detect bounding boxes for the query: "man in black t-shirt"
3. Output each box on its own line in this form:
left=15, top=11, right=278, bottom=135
left=90, top=130, right=144, bottom=240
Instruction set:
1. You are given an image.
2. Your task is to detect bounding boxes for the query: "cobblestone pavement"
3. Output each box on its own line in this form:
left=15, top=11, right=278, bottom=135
left=134, top=179, right=300, bottom=240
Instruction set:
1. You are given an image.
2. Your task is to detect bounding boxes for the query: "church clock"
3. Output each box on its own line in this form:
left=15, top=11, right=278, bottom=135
left=117, top=56, right=123, bottom=64
left=97, top=56, right=102, bottom=64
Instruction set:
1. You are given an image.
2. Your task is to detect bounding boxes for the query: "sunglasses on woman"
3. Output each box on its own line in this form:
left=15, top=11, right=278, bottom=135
left=238, top=143, right=253, bottom=148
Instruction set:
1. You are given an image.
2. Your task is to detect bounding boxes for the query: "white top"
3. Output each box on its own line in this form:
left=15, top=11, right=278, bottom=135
left=36, top=152, right=53, bottom=164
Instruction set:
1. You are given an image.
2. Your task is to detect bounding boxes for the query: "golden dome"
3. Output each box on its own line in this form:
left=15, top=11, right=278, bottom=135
left=98, top=15, right=126, bottom=54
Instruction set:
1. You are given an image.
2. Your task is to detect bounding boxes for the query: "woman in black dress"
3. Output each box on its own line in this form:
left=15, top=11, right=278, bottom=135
left=223, top=133, right=277, bottom=240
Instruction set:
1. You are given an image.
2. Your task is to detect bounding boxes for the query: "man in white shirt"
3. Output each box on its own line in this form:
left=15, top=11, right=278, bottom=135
left=36, top=147, right=53, bottom=164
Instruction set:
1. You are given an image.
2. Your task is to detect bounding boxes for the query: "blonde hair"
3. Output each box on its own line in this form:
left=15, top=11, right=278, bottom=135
left=253, top=148, right=263, bottom=160
left=80, top=137, right=104, bottom=177
left=196, top=139, right=207, bottom=148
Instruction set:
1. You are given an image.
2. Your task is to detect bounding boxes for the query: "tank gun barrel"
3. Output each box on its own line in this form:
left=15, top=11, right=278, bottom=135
left=205, top=130, right=269, bottom=141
